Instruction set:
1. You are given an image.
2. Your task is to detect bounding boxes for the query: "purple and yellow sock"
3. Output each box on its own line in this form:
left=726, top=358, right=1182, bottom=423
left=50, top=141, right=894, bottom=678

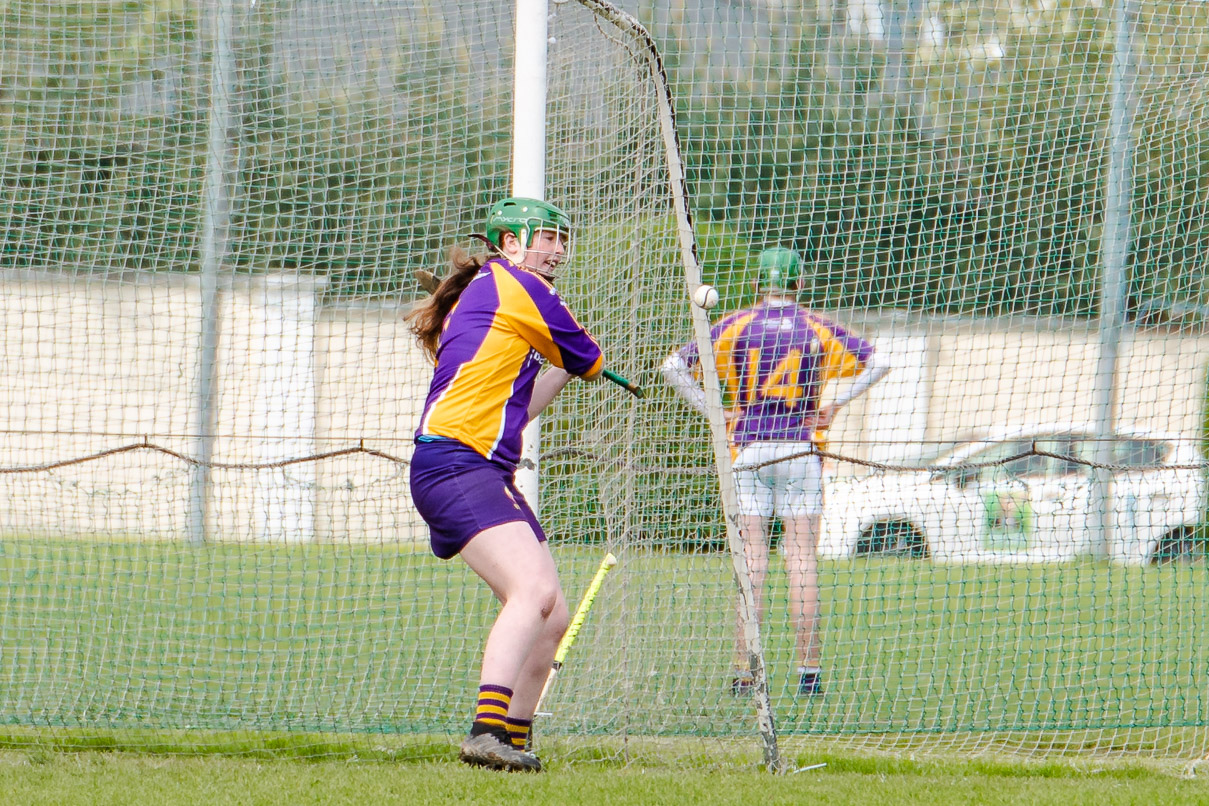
left=468, top=684, right=512, bottom=737
left=505, top=716, right=532, bottom=750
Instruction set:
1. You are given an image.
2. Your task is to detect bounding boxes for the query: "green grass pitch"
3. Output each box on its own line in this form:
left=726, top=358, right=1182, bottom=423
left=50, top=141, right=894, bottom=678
left=0, top=538, right=1205, bottom=762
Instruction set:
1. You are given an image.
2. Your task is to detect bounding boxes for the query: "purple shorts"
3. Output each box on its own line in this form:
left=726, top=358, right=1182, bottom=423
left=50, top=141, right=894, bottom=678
left=409, top=438, right=546, bottom=559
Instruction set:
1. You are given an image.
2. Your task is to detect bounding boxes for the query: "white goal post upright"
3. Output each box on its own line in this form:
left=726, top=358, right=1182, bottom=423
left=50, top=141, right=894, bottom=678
left=188, top=0, right=237, bottom=546
left=513, top=0, right=550, bottom=511
left=1089, top=0, right=1138, bottom=559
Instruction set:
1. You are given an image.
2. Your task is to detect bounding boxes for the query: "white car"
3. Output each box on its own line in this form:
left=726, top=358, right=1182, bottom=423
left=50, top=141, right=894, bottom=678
left=819, top=425, right=1206, bottom=565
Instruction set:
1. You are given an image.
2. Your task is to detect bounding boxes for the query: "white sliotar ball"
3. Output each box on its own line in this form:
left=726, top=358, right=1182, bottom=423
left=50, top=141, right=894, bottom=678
left=692, top=284, right=719, bottom=310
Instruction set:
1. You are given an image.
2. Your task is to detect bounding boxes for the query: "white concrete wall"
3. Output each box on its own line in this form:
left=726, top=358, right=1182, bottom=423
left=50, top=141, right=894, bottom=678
left=0, top=274, right=1203, bottom=541
left=0, top=272, right=431, bottom=544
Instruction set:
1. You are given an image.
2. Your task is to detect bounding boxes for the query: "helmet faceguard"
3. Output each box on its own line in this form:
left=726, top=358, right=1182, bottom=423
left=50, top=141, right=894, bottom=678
left=483, top=197, right=573, bottom=280
left=757, top=247, right=803, bottom=294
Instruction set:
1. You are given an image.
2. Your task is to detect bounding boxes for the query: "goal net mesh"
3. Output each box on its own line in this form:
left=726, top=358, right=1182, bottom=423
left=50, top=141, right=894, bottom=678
left=0, top=0, right=1205, bottom=766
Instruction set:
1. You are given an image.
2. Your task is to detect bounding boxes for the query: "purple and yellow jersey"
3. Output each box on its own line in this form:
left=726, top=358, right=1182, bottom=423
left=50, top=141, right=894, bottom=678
left=677, top=302, right=874, bottom=448
left=416, top=257, right=603, bottom=469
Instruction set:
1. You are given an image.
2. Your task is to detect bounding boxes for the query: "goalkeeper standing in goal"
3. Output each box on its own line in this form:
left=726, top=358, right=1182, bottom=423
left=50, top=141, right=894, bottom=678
left=662, top=247, right=889, bottom=697
left=408, top=198, right=603, bottom=772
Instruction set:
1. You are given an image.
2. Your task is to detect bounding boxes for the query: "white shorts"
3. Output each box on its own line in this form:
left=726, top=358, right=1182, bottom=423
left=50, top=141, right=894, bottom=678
left=732, top=442, right=823, bottom=518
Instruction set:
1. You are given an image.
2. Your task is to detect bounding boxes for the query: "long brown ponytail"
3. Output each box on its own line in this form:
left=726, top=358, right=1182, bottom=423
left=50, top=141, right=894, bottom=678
left=408, top=247, right=491, bottom=362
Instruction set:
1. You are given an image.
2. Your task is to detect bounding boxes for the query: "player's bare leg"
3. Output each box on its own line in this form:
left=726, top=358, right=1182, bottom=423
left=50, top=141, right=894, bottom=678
left=732, top=515, right=769, bottom=693
left=502, top=566, right=567, bottom=756
left=457, top=521, right=565, bottom=770
left=507, top=554, right=569, bottom=720
left=783, top=513, right=822, bottom=695
left=461, top=521, right=565, bottom=688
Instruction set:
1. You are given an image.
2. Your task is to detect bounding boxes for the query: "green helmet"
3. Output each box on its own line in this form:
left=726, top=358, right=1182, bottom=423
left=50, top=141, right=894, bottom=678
left=485, top=197, right=572, bottom=250
left=757, top=247, right=803, bottom=292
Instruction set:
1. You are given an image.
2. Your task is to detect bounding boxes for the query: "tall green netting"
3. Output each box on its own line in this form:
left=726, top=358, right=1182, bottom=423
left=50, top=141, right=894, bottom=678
left=0, top=0, right=1206, bottom=768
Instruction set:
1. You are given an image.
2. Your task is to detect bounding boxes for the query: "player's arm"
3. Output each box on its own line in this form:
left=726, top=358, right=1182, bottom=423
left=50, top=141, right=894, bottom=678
left=661, top=311, right=750, bottom=417
left=815, top=350, right=890, bottom=430
left=529, top=367, right=574, bottom=419
left=660, top=347, right=707, bottom=416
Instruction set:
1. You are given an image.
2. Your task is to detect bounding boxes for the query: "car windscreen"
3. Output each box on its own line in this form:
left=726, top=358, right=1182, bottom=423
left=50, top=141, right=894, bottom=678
left=934, top=435, right=1172, bottom=487
left=1069, top=437, right=1171, bottom=469
left=910, top=440, right=970, bottom=468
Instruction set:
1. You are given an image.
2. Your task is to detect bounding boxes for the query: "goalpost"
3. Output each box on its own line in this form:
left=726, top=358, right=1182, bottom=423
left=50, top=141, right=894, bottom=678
left=0, top=0, right=1206, bottom=769
left=512, top=0, right=550, bottom=512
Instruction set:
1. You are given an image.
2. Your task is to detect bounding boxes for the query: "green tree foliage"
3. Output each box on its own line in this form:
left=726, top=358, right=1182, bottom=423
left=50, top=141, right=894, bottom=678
left=230, top=4, right=511, bottom=298
left=1129, top=3, right=1209, bottom=322
left=1, top=0, right=1207, bottom=314
left=639, top=0, right=1209, bottom=319
left=0, top=1, right=206, bottom=273
left=0, top=0, right=512, bottom=297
